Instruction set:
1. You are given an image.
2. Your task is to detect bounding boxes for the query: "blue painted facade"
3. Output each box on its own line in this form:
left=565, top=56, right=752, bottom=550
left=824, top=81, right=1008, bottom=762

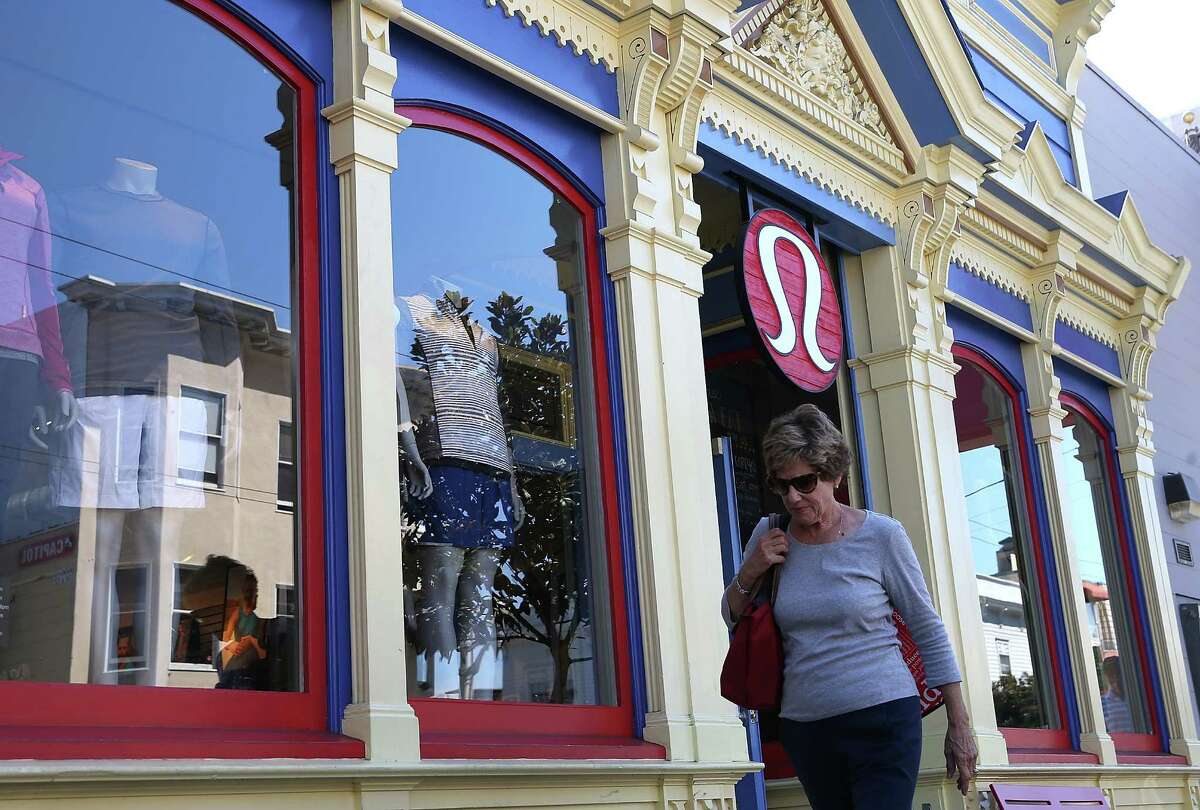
left=1054, top=357, right=1114, bottom=424
left=1054, top=321, right=1122, bottom=378
left=948, top=263, right=1035, bottom=331
left=970, top=0, right=1052, bottom=65
left=963, top=45, right=1076, bottom=184
left=401, top=0, right=619, bottom=117
left=844, top=0, right=961, bottom=150
left=393, top=26, right=607, bottom=200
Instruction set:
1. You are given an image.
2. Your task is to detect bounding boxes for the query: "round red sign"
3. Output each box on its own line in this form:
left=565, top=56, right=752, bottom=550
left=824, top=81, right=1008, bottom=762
left=741, top=209, right=844, bottom=392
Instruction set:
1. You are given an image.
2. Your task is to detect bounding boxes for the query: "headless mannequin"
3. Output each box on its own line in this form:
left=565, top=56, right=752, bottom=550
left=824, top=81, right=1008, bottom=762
left=106, top=157, right=158, bottom=196
left=399, top=287, right=524, bottom=699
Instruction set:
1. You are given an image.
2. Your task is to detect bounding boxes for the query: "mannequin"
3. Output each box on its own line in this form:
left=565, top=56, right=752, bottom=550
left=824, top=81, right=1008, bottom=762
left=51, top=157, right=234, bottom=686
left=396, top=282, right=524, bottom=699
left=0, top=146, right=77, bottom=542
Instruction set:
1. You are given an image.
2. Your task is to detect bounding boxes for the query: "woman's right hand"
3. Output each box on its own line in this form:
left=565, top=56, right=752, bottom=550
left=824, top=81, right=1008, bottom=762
left=740, top=528, right=789, bottom=582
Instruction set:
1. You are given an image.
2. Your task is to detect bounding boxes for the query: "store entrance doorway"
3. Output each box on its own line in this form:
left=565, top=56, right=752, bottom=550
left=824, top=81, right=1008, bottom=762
left=697, top=173, right=866, bottom=799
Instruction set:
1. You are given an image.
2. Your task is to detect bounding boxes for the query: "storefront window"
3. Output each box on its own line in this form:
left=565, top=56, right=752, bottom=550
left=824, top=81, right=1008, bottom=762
left=953, top=355, right=1059, bottom=731
left=1060, top=401, right=1153, bottom=737
left=0, top=0, right=302, bottom=693
left=391, top=121, right=616, bottom=706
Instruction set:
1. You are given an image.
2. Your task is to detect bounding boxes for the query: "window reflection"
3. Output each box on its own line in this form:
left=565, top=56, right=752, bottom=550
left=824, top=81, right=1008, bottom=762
left=393, top=126, right=614, bottom=705
left=0, top=0, right=301, bottom=691
left=953, top=358, right=1058, bottom=729
left=1060, top=407, right=1151, bottom=735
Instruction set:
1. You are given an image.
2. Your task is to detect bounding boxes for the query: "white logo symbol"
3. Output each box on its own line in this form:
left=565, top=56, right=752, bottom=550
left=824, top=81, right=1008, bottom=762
left=757, top=224, right=837, bottom=372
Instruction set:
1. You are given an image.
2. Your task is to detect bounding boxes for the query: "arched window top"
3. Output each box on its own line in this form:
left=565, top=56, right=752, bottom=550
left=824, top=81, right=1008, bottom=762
left=387, top=105, right=640, bottom=757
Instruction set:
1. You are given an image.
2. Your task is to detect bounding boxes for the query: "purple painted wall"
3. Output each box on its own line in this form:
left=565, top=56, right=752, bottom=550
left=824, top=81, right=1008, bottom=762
left=1080, top=64, right=1200, bottom=724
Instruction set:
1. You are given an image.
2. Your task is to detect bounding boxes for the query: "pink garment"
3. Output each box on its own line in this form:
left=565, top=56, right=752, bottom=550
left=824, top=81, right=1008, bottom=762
left=0, top=148, right=72, bottom=392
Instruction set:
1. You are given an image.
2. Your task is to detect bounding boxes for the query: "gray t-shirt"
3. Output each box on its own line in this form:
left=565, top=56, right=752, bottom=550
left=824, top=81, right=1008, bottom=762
left=723, top=510, right=961, bottom=722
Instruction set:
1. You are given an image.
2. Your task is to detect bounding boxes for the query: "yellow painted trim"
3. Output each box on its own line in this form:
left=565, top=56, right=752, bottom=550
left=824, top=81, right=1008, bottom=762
left=950, top=3, right=1072, bottom=118
left=894, top=0, right=1025, bottom=160
left=701, top=84, right=900, bottom=228
left=992, top=122, right=1188, bottom=298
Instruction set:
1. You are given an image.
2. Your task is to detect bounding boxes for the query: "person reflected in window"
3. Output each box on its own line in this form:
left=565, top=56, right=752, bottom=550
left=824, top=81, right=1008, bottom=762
left=217, top=571, right=266, bottom=689
left=1101, top=655, right=1134, bottom=733
left=115, top=629, right=138, bottom=670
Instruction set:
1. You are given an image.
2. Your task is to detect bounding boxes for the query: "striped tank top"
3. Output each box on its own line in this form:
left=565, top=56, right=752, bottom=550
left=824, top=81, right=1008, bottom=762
left=399, top=294, right=512, bottom=473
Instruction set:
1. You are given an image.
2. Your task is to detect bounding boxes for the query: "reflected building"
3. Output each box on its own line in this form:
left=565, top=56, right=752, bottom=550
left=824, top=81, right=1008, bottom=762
left=0, top=279, right=296, bottom=690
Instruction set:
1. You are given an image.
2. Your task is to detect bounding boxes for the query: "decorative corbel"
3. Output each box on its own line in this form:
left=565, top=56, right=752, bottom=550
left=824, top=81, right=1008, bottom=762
left=657, top=18, right=719, bottom=246
left=895, top=148, right=981, bottom=356
left=1031, top=231, right=1080, bottom=346
left=1023, top=239, right=1073, bottom=432
left=1055, top=0, right=1115, bottom=92
left=1113, top=296, right=1158, bottom=458
left=616, top=23, right=670, bottom=224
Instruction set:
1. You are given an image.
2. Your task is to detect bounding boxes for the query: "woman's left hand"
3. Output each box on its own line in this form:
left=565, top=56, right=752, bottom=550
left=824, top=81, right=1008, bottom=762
left=944, top=721, right=978, bottom=796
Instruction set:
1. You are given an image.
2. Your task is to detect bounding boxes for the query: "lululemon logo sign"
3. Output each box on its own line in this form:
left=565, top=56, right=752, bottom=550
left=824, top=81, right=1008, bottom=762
left=741, top=209, right=843, bottom=392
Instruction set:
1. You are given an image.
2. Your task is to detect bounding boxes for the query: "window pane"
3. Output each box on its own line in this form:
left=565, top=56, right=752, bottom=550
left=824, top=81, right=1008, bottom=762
left=392, top=127, right=615, bottom=705
left=278, top=422, right=295, bottom=464
left=1061, top=409, right=1152, bottom=734
left=953, top=360, right=1059, bottom=729
left=0, top=0, right=301, bottom=691
left=181, top=389, right=223, bottom=437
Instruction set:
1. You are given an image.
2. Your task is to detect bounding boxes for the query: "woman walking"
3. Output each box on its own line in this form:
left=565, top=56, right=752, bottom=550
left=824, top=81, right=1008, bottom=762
left=722, top=404, right=977, bottom=809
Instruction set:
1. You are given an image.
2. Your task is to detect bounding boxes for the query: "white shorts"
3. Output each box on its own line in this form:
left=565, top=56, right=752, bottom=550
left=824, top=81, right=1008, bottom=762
left=50, top=394, right=204, bottom=510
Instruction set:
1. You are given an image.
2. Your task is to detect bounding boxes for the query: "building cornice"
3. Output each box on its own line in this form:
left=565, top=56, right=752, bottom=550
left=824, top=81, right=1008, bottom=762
left=701, top=83, right=899, bottom=227
left=990, top=122, right=1188, bottom=302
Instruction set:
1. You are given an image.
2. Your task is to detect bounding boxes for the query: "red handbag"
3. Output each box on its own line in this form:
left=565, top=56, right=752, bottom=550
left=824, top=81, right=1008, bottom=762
left=894, top=611, right=944, bottom=716
left=720, top=563, right=782, bottom=710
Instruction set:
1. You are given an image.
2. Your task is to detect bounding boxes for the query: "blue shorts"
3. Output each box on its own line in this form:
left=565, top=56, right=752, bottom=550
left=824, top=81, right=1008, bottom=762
left=408, top=464, right=516, bottom=549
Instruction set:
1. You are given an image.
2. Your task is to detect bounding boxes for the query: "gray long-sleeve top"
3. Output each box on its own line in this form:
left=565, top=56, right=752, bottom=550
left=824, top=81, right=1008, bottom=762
left=722, top=511, right=961, bottom=722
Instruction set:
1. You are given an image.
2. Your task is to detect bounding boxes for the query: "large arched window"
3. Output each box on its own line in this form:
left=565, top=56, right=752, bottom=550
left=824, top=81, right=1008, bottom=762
left=390, top=106, right=643, bottom=755
left=0, top=0, right=346, bottom=758
left=952, top=346, right=1068, bottom=752
left=1060, top=393, right=1161, bottom=751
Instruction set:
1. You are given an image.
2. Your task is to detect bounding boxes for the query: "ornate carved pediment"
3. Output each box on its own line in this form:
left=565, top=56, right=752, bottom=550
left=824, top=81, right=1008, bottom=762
left=740, top=0, right=893, bottom=144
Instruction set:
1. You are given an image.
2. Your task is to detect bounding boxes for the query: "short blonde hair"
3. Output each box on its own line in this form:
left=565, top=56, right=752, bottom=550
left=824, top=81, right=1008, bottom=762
left=762, top=404, right=852, bottom=481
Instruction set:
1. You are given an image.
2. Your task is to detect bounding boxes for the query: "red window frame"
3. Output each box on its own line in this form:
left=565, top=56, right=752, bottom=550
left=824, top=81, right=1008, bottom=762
left=952, top=346, right=1091, bottom=762
left=393, top=104, right=658, bottom=760
left=0, top=0, right=360, bottom=760
left=1059, top=393, right=1176, bottom=761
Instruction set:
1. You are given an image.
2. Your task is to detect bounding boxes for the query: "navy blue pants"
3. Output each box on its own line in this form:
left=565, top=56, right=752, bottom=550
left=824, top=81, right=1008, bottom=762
left=779, top=696, right=922, bottom=810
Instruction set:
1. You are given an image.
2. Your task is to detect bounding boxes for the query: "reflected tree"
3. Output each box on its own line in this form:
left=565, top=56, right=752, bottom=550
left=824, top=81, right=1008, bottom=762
left=487, top=291, right=588, bottom=703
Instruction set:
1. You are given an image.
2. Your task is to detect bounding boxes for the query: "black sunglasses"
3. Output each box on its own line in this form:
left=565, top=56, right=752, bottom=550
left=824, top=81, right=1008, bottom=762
left=767, top=473, right=821, bottom=496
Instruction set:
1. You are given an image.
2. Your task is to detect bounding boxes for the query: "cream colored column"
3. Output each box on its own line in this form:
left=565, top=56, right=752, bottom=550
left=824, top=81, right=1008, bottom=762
left=324, top=0, right=420, bottom=761
left=1021, top=234, right=1116, bottom=763
left=600, top=9, right=744, bottom=766
left=1111, top=302, right=1200, bottom=763
left=852, top=147, right=1009, bottom=794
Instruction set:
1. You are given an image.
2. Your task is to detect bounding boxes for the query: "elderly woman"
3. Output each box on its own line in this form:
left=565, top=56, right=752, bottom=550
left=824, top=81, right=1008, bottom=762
left=722, top=404, right=977, bottom=809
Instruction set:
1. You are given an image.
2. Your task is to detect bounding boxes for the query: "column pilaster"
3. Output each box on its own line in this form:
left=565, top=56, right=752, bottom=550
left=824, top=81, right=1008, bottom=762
left=1113, top=305, right=1200, bottom=763
left=1021, top=233, right=1117, bottom=763
left=602, top=10, right=744, bottom=764
left=855, top=147, right=1009, bottom=780
left=325, top=1, right=420, bottom=761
